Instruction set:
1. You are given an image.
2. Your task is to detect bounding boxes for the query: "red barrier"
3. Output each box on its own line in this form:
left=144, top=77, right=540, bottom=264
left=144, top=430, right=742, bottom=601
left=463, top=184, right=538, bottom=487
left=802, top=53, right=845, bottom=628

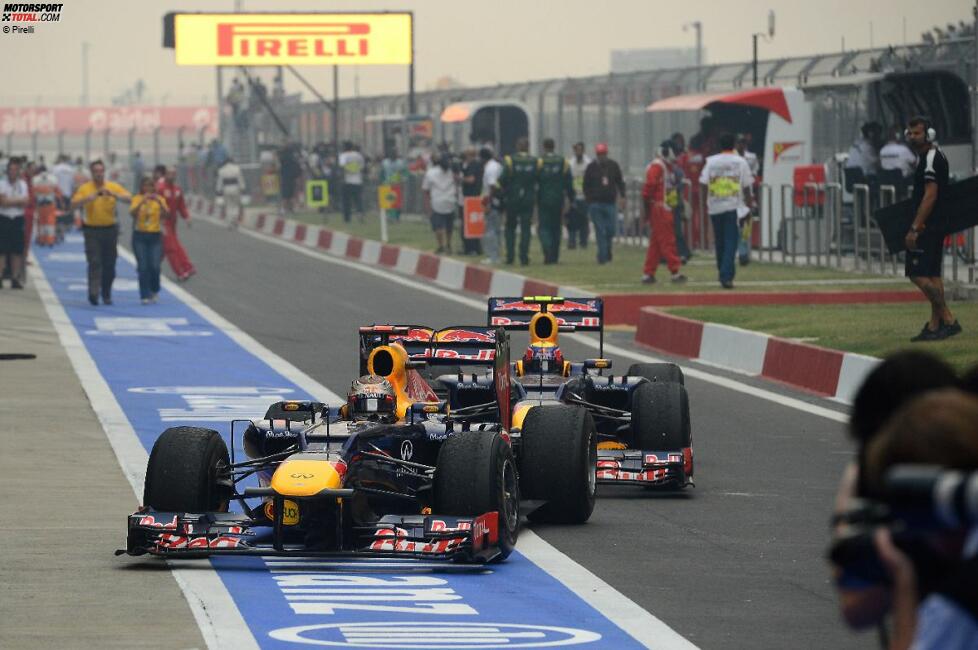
left=761, top=338, right=844, bottom=396
left=415, top=253, right=440, bottom=280
left=346, top=237, right=364, bottom=259
left=464, top=266, right=493, bottom=295
left=379, top=244, right=400, bottom=267
left=634, top=308, right=704, bottom=358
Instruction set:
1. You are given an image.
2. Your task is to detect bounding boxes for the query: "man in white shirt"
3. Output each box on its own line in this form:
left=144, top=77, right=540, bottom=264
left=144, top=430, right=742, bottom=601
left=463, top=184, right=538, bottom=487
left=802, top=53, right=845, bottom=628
left=846, top=122, right=882, bottom=179
left=479, top=147, right=504, bottom=264
left=338, top=142, right=366, bottom=223
left=0, top=159, right=31, bottom=288
left=699, top=133, right=755, bottom=289
left=567, top=142, right=591, bottom=249
left=216, top=158, right=247, bottom=228
left=879, top=129, right=917, bottom=180
left=422, top=152, right=458, bottom=254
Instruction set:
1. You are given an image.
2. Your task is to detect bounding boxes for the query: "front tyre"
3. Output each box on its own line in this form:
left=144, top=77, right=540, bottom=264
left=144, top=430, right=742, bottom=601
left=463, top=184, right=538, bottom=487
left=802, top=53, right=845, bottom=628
left=143, top=427, right=231, bottom=512
left=434, top=431, right=519, bottom=561
left=521, top=405, right=597, bottom=524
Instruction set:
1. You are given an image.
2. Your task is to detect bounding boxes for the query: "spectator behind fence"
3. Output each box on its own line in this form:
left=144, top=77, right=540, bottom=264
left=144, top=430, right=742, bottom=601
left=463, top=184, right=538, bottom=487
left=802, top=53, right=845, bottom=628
left=129, top=151, right=145, bottom=194
left=129, top=176, right=167, bottom=305
left=278, top=143, right=301, bottom=215
left=157, top=167, right=195, bottom=281
left=641, top=140, right=686, bottom=285
left=536, top=138, right=574, bottom=265
left=422, top=152, right=458, bottom=255
left=735, top=134, right=759, bottom=267
left=846, top=122, right=882, bottom=182
left=862, top=390, right=978, bottom=650
left=880, top=126, right=917, bottom=182
left=338, top=141, right=366, bottom=223
left=480, top=148, right=504, bottom=265
left=71, top=160, right=131, bottom=306
left=499, top=137, right=538, bottom=266
left=904, top=116, right=960, bottom=342
left=381, top=147, right=408, bottom=224
left=566, top=142, right=591, bottom=250
left=678, top=133, right=707, bottom=253
left=458, top=147, right=483, bottom=256
left=699, top=133, right=754, bottom=289
left=583, top=142, right=625, bottom=265
left=0, top=158, right=29, bottom=288
left=831, top=350, right=958, bottom=631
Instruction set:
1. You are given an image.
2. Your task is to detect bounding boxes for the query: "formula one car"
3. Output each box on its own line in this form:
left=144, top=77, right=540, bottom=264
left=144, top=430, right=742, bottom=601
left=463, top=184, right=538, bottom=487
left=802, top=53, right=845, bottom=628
left=360, top=324, right=598, bottom=524
left=488, top=296, right=693, bottom=490
left=120, top=327, right=520, bottom=563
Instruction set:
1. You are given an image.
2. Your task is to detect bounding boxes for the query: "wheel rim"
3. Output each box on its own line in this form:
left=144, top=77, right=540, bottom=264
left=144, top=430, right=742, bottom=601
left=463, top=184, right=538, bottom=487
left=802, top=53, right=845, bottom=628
left=500, top=458, right=519, bottom=533
left=586, top=431, right=596, bottom=497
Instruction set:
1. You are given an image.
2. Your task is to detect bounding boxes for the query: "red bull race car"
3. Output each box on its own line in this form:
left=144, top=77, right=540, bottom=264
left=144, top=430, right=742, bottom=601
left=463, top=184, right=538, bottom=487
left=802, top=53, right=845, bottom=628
left=489, top=296, right=694, bottom=491
left=360, top=324, right=598, bottom=524
left=120, top=327, right=523, bottom=563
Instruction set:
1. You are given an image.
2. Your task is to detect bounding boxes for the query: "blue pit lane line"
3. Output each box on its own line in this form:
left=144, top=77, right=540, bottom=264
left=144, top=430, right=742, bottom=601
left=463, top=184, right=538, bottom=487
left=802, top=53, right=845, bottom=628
left=32, top=235, right=653, bottom=649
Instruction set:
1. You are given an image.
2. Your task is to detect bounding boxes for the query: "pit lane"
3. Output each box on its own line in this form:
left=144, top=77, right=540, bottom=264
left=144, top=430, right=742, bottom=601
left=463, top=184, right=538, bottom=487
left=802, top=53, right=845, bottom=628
left=171, top=217, right=862, bottom=649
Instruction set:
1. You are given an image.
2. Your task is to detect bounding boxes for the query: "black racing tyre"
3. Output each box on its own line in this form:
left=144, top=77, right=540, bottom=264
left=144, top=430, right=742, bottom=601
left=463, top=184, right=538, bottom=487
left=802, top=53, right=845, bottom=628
left=520, top=405, right=597, bottom=524
left=627, top=362, right=685, bottom=386
left=631, top=381, right=691, bottom=451
left=144, top=427, right=231, bottom=512
left=434, top=431, right=519, bottom=561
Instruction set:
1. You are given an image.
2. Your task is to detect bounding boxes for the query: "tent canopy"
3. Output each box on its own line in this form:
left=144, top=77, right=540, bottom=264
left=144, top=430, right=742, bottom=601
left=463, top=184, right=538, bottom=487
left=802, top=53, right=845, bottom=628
left=646, top=88, right=792, bottom=123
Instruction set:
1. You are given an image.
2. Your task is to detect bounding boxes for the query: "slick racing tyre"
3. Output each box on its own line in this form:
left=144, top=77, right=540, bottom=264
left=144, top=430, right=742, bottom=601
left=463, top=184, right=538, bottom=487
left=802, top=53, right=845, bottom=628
left=631, top=381, right=691, bottom=451
left=144, top=427, right=231, bottom=513
left=434, top=431, right=519, bottom=561
left=520, top=405, right=597, bottom=524
left=627, top=362, right=685, bottom=386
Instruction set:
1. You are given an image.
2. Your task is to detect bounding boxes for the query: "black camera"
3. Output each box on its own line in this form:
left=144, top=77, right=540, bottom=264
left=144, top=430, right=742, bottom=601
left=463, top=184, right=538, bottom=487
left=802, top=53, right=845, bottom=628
left=829, top=465, right=978, bottom=586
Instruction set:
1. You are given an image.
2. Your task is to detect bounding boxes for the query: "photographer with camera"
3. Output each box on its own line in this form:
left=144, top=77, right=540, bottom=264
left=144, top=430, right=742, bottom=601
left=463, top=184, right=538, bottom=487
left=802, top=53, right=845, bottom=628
left=831, top=381, right=978, bottom=649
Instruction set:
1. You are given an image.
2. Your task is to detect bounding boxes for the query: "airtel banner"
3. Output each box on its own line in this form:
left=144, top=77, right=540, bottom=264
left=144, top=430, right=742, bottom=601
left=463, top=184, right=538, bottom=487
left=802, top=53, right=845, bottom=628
left=0, top=106, right=218, bottom=135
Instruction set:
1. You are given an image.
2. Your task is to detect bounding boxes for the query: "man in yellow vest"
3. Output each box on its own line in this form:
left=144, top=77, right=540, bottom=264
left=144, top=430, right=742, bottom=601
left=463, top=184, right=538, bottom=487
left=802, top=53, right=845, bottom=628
left=71, top=160, right=131, bottom=305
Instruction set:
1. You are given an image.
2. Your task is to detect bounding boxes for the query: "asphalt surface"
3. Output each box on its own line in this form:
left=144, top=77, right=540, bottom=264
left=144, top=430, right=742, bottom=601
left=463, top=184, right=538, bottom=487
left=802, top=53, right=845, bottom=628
left=172, top=218, right=865, bottom=650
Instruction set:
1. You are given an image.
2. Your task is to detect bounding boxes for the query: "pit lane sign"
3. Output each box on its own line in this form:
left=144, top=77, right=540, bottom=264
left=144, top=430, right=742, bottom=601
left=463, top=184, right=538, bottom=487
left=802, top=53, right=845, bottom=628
left=174, top=13, right=413, bottom=66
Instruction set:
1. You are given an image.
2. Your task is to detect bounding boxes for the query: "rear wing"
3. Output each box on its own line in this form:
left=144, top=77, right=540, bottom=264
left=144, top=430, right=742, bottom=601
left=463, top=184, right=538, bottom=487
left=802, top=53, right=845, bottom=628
left=487, top=296, right=604, bottom=332
left=359, top=325, right=434, bottom=375
left=429, top=326, right=505, bottom=365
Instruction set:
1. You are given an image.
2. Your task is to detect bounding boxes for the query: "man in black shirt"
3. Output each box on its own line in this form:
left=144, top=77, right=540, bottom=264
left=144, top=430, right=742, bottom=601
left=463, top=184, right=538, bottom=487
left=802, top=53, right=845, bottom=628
left=904, top=116, right=960, bottom=341
left=583, top=143, right=626, bottom=264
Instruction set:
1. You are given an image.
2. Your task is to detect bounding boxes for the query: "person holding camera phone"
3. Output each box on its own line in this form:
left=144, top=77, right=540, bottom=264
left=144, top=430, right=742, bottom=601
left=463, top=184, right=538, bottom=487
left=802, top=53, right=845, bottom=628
left=129, top=176, right=168, bottom=304
left=71, top=160, right=131, bottom=305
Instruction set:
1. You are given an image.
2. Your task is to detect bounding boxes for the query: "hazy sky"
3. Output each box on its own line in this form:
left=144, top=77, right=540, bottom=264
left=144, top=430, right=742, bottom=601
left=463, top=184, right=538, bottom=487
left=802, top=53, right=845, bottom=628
left=0, top=0, right=971, bottom=106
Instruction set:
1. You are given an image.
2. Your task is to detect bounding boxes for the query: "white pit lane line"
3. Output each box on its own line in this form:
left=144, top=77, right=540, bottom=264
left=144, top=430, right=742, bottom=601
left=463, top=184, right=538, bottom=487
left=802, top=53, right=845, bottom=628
left=36, top=240, right=698, bottom=650
left=209, top=215, right=849, bottom=426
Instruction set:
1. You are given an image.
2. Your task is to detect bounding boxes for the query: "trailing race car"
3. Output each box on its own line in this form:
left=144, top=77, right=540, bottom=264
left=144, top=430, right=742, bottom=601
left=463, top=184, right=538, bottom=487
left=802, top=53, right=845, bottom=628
left=359, top=324, right=598, bottom=525
left=120, top=327, right=521, bottom=563
left=489, top=296, right=694, bottom=490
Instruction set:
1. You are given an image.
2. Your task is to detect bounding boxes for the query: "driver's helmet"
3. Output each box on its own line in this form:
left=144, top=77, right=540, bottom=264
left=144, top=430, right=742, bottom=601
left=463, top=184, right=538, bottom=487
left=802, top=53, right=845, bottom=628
left=522, top=342, right=564, bottom=374
left=346, top=374, right=398, bottom=422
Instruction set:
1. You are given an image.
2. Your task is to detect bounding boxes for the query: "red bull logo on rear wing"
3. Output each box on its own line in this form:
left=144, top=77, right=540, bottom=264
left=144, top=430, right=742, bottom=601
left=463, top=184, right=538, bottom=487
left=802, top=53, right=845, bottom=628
left=424, top=327, right=503, bottom=365
left=487, top=297, right=603, bottom=332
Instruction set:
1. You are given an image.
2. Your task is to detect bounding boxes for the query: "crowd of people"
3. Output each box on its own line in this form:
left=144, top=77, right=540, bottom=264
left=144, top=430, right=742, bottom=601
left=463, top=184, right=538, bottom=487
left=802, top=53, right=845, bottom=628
left=0, top=150, right=196, bottom=303
left=831, top=351, right=978, bottom=649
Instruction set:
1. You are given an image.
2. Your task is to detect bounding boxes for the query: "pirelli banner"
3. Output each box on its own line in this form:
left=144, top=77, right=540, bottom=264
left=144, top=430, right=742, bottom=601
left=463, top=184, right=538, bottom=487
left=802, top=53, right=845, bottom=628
left=171, top=13, right=413, bottom=66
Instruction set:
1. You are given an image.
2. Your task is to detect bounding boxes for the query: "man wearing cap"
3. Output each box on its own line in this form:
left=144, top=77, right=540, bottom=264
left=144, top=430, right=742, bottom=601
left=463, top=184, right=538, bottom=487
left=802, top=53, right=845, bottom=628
left=583, top=143, right=626, bottom=265
left=499, top=137, right=538, bottom=265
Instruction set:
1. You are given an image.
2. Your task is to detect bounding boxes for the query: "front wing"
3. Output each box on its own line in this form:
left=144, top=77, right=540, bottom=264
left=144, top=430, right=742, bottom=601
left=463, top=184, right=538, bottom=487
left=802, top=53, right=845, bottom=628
left=120, top=510, right=504, bottom=563
left=597, top=448, right=693, bottom=487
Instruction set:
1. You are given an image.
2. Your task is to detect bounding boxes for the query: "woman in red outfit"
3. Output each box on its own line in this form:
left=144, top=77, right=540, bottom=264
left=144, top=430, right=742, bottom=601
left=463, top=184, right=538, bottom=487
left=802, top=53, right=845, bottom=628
left=155, top=167, right=196, bottom=281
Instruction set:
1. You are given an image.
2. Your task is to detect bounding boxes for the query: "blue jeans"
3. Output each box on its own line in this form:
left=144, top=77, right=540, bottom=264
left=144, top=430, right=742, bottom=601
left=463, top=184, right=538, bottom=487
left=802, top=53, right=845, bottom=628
left=710, top=210, right=739, bottom=284
left=132, top=231, right=162, bottom=300
left=588, top=202, right=617, bottom=264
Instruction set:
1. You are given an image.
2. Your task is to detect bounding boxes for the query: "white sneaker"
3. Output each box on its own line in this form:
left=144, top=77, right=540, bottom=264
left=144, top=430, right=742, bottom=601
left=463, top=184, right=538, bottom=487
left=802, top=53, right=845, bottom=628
left=141, top=298, right=150, bottom=305
left=149, top=293, right=158, bottom=304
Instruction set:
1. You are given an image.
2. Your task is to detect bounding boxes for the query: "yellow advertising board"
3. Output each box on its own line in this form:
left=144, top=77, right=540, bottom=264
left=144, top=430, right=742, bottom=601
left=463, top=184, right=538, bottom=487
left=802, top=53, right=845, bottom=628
left=175, top=13, right=413, bottom=66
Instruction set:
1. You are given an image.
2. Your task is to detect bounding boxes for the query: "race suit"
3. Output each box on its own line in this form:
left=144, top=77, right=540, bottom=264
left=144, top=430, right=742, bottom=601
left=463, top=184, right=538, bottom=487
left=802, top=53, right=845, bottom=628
left=642, top=158, right=681, bottom=277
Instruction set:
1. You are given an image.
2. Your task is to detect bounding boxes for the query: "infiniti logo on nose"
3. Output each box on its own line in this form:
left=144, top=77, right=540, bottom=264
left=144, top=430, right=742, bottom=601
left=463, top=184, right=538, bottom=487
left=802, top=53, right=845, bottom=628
left=269, top=621, right=602, bottom=648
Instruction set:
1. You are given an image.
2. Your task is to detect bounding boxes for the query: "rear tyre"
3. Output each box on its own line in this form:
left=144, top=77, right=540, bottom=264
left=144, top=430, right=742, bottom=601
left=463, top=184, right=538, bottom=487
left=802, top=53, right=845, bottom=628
left=627, top=362, right=684, bottom=386
left=631, top=381, right=691, bottom=450
left=520, top=405, right=597, bottom=524
left=434, top=431, right=519, bottom=561
left=144, top=427, right=231, bottom=512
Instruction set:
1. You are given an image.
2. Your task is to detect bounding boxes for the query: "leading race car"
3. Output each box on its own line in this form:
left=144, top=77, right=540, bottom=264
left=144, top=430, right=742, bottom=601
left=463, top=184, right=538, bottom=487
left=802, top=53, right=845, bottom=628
left=488, top=296, right=694, bottom=490
left=120, top=327, right=521, bottom=563
left=360, top=324, right=598, bottom=524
